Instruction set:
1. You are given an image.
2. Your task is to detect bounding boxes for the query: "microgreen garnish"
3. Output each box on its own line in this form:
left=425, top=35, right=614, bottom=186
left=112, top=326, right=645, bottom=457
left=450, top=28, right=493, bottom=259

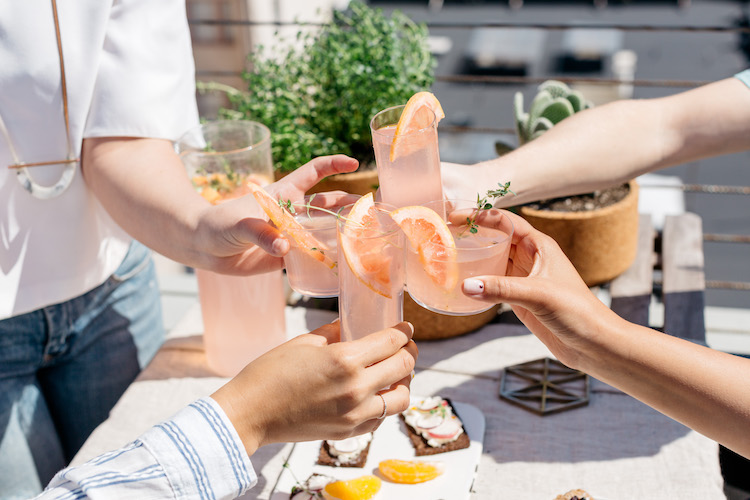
left=462, top=181, right=514, bottom=236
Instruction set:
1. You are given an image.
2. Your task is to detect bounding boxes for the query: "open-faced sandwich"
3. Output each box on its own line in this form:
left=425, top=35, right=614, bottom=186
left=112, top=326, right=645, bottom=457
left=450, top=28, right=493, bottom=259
left=316, top=432, right=373, bottom=468
left=400, top=396, right=470, bottom=456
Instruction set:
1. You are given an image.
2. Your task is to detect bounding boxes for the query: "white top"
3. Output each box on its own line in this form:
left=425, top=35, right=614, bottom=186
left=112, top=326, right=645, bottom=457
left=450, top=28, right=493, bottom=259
left=36, top=397, right=258, bottom=499
left=0, top=0, right=199, bottom=319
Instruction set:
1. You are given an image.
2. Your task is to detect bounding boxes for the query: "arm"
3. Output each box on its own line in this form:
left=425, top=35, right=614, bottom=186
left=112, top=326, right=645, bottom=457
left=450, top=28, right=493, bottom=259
left=442, top=76, right=750, bottom=206
left=461, top=210, right=750, bottom=458
left=81, top=137, right=358, bottom=275
left=37, top=321, right=417, bottom=499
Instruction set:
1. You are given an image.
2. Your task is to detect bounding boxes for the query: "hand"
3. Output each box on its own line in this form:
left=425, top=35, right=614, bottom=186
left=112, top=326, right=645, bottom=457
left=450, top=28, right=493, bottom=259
left=211, top=321, right=418, bottom=456
left=459, top=210, right=621, bottom=370
left=196, top=155, right=359, bottom=275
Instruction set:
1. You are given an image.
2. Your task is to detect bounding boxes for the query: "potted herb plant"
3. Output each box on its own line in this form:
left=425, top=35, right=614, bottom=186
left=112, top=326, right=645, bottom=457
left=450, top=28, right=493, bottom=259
left=215, top=1, right=436, bottom=195
left=506, top=80, right=640, bottom=286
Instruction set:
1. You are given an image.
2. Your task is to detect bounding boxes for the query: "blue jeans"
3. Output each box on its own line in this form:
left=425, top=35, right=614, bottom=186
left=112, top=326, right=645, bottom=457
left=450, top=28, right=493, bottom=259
left=0, top=241, right=165, bottom=499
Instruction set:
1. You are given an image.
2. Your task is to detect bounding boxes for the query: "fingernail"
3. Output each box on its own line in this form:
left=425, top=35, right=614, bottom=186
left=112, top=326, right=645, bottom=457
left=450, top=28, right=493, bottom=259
left=271, top=238, right=290, bottom=256
left=463, top=278, right=485, bottom=295
left=411, top=370, right=416, bottom=380
left=331, top=317, right=340, bottom=324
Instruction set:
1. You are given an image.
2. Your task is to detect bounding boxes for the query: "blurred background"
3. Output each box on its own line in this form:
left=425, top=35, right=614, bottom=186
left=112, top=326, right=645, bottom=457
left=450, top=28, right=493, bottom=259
left=159, top=0, right=750, bottom=352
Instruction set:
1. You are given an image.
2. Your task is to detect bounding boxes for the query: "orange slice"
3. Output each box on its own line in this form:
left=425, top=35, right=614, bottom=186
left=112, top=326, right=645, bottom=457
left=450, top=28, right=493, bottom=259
left=339, top=193, right=396, bottom=298
left=378, top=459, right=445, bottom=484
left=390, top=91, right=445, bottom=162
left=247, top=183, right=335, bottom=269
left=323, top=475, right=381, bottom=500
left=390, top=205, right=458, bottom=291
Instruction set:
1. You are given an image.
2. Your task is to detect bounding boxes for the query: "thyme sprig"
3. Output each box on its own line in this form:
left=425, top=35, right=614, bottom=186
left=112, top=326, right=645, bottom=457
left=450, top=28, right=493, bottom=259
left=464, top=181, right=515, bottom=235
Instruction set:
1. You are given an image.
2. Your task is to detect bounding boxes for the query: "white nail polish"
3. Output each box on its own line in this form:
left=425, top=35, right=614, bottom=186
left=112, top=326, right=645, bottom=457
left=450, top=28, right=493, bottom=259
left=463, top=278, right=485, bottom=294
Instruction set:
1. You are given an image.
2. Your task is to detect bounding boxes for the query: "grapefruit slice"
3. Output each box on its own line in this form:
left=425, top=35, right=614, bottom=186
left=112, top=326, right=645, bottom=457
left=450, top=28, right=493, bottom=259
left=390, top=205, right=458, bottom=291
left=323, top=475, right=381, bottom=500
left=247, top=183, right=335, bottom=269
left=378, top=459, right=445, bottom=484
left=389, top=91, right=445, bottom=162
left=339, top=193, right=396, bottom=298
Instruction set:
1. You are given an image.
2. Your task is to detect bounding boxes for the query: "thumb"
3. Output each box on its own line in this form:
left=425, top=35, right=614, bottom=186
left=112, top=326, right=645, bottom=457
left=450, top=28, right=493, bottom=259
left=462, top=275, right=549, bottom=313
left=233, top=218, right=290, bottom=257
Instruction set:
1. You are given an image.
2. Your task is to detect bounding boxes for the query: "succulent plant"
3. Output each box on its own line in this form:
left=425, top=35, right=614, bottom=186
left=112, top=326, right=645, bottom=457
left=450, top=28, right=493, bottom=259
left=513, top=80, right=594, bottom=146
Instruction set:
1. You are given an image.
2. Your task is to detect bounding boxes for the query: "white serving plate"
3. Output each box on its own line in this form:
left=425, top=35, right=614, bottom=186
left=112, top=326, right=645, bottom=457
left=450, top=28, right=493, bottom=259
left=270, top=398, right=485, bottom=500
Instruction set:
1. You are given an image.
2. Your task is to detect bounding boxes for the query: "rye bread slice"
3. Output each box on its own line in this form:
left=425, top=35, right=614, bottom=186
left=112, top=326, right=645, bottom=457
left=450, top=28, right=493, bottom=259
left=316, top=439, right=371, bottom=468
left=400, top=398, right=470, bottom=456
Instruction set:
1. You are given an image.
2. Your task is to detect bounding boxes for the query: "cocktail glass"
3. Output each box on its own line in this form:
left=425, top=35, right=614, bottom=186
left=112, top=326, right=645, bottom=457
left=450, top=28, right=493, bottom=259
left=283, top=203, right=341, bottom=298
left=337, top=199, right=405, bottom=342
left=402, top=199, right=514, bottom=316
left=370, top=104, right=443, bottom=209
left=176, top=120, right=287, bottom=377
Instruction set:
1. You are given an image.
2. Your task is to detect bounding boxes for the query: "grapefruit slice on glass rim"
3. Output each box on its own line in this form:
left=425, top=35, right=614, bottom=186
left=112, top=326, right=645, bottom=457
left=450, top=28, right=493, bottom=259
left=389, top=91, right=445, bottom=162
left=247, top=183, right=335, bottom=269
left=390, top=204, right=458, bottom=291
left=339, top=193, right=398, bottom=298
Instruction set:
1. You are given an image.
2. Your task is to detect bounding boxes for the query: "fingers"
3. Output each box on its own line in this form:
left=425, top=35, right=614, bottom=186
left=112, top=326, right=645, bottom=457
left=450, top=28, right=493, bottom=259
left=354, top=322, right=415, bottom=367
left=303, top=320, right=342, bottom=346
left=463, top=275, right=549, bottom=312
left=231, top=217, right=290, bottom=257
left=283, top=155, right=359, bottom=192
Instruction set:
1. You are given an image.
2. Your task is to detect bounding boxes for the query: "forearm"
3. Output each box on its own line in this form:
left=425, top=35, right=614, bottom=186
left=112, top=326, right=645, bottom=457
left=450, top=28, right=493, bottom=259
left=473, top=77, right=750, bottom=206
left=82, top=137, right=215, bottom=266
left=583, top=318, right=750, bottom=458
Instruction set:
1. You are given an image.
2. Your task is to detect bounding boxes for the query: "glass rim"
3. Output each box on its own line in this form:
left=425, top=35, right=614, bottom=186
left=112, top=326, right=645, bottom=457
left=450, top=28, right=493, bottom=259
left=336, top=200, right=401, bottom=238
left=175, top=119, right=271, bottom=157
left=417, top=199, right=515, bottom=251
left=370, top=104, right=437, bottom=138
left=290, top=203, right=342, bottom=231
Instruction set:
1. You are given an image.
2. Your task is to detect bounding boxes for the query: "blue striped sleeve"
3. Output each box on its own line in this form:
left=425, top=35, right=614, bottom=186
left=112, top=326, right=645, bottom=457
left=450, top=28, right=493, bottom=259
left=35, top=397, right=256, bottom=500
left=734, top=69, right=750, bottom=88
left=141, top=397, right=257, bottom=499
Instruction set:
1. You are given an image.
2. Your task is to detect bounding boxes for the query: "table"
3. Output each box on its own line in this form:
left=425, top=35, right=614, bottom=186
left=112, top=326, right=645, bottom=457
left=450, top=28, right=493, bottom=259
left=73, top=213, right=727, bottom=499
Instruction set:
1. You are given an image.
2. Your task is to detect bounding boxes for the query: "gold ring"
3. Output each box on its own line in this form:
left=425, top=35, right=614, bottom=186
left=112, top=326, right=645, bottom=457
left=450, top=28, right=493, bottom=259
left=376, top=394, right=387, bottom=420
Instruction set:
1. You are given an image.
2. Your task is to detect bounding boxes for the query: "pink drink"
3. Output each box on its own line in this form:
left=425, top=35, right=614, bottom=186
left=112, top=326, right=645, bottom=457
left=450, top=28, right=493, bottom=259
left=196, top=268, right=286, bottom=376
left=371, top=105, right=443, bottom=208
left=404, top=201, right=514, bottom=316
left=284, top=207, right=339, bottom=297
left=337, top=203, right=405, bottom=342
left=177, top=120, right=287, bottom=377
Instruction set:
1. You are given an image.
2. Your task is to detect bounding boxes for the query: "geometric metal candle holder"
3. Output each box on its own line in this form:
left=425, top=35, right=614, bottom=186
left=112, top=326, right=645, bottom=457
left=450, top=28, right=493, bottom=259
left=499, top=357, right=590, bottom=416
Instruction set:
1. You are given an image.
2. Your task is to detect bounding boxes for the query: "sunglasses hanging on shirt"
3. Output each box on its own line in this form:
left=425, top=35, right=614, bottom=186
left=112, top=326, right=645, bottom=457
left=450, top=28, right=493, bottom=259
left=1, top=0, right=78, bottom=199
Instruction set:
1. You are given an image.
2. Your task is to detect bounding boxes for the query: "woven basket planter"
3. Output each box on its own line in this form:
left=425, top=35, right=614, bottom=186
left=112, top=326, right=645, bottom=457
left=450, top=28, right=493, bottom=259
left=519, top=180, right=639, bottom=286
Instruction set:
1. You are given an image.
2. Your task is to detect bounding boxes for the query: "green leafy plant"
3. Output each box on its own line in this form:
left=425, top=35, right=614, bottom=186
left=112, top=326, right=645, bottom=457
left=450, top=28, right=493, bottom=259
left=217, top=1, right=436, bottom=174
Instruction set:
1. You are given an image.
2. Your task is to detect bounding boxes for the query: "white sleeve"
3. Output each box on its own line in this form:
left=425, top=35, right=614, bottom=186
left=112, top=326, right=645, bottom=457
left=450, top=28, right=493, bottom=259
left=84, top=0, right=200, bottom=141
left=36, top=398, right=257, bottom=500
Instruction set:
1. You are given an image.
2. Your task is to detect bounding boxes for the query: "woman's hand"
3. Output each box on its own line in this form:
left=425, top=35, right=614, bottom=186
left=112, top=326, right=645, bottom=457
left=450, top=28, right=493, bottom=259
left=211, top=321, right=417, bottom=456
left=195, top=155, right=359, bottom=275
left=460, top=210, right=621, bottom=370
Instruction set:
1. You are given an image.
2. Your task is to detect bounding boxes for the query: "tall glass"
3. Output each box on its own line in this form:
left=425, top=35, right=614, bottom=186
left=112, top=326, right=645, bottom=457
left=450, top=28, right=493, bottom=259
left=337, top=202, right=405, bottom=342
left=176, top=120, right=287, bottom=377
left=370, top=104, right=443, bottom=208
left=403, top=199, right=514, bottom=316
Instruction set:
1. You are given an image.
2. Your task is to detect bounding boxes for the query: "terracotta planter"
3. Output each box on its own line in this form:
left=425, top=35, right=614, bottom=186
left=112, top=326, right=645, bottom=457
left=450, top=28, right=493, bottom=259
left=404, top=291, right=500, bottom=341
left=519, top=180, right=639, bottom=286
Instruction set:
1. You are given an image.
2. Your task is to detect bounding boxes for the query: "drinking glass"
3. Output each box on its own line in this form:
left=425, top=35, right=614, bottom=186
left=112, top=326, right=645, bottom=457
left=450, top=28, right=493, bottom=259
left=283, top=203, right=341, bottom=298
left=370, top=104, right=443, bottom=208
left=337, top=201, right=405, bottom=342
left=176, top=120, right=287, bottom=377
left=404, top=199, right=514, bottom=316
